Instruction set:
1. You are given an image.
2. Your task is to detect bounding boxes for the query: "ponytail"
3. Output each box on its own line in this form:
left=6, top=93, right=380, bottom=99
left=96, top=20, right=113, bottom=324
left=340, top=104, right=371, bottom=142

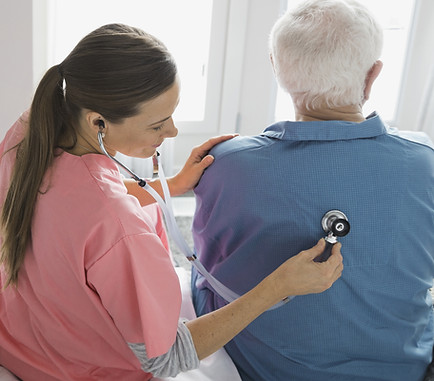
left=1, top=65, right=67, bottom=287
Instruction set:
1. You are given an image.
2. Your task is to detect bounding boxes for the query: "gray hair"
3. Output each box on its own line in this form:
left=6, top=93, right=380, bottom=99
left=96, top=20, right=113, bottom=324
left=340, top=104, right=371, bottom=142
left=269, top=0, right=383, bottom=109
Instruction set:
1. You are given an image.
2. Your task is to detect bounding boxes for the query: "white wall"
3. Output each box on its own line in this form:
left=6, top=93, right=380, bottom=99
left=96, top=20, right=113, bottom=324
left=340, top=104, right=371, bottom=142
left=0, top=0, right=34, bottom=139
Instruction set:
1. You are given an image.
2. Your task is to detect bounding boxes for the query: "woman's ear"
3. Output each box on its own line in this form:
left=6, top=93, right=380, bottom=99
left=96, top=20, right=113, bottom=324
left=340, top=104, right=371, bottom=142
left=84, top=111, right=105, bottom=134
left=363, top=60, right=383, bottom=102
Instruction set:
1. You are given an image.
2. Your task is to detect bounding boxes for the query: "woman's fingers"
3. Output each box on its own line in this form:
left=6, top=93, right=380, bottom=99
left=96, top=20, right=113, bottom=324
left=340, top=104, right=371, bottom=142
left=168, top=134, right=238, bottom=195
left=276, top=240, right=344, bottom=297
left=312, top=242, right=343, bottom=292
left=194, top=134, right=239, bottom=156
left=189, top=134, right=238, bottom=164
left=301, top=238, right=326, bottom=260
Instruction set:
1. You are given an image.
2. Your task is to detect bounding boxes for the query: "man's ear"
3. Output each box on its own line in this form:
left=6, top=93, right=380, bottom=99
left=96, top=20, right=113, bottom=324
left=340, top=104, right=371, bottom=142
left=363, top=60, right=383, bottom=102
left=270, top=53, right=276, bottom=74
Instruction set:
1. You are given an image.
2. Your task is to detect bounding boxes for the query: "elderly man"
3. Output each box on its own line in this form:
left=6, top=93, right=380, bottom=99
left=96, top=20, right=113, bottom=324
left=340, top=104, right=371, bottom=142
left=191, top=0, right=434, bottom=380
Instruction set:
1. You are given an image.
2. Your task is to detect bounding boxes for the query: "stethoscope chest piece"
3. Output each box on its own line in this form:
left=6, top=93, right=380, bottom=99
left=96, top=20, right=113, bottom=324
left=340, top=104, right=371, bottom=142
left=315, top=209, right=350, bottom=262
left=321, top=210, right=350, bottom=238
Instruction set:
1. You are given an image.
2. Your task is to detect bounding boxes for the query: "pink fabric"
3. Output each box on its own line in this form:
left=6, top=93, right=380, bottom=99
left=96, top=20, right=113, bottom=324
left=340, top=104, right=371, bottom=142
left=0, top=114, right=181, bottom=380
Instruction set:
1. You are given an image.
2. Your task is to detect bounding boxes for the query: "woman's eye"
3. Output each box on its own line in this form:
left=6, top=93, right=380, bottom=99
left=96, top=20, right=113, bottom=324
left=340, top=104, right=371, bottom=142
left=153, top=124, right=164, bottom=131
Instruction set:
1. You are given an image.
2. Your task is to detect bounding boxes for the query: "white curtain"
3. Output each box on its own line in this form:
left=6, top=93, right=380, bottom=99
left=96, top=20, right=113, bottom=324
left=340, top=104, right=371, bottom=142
left=394, top=0, right=434, bottom=139
left=417, top=64, right=434, bottom=140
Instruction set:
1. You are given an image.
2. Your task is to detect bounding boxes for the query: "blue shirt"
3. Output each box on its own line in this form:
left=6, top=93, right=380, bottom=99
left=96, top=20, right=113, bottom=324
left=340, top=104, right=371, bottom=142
left=192, top=114, right=434, bottom=381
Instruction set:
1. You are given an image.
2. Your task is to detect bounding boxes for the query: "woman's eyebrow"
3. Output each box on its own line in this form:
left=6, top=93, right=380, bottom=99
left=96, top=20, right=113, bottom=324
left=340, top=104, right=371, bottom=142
left=149, top=116, right=171, bottom=126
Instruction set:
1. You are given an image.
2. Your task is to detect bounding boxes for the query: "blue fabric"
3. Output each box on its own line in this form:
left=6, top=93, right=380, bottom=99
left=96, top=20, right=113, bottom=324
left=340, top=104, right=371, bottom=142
left=191, top=113, right=434, bottom=381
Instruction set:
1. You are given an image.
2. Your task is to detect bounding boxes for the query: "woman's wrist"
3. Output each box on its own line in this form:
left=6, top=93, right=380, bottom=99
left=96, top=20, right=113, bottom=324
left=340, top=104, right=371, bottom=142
left=165, top=175, right=190, bottom=197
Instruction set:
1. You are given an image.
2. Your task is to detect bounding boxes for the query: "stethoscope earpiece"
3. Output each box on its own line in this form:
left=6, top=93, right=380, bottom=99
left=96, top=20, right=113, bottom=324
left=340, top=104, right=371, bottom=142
left=97, top=120, right=106, bottom=138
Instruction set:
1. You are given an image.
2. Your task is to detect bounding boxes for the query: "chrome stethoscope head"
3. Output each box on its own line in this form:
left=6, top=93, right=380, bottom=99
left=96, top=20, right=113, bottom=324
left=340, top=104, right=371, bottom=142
left=314, top=210, right=350, bottom=263
left=321, top=210, right=351, bottom=239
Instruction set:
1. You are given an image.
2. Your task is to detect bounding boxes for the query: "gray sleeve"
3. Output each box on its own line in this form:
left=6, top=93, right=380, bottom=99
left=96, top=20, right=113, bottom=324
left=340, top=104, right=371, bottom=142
left=128, top=319, right=200, bottom=378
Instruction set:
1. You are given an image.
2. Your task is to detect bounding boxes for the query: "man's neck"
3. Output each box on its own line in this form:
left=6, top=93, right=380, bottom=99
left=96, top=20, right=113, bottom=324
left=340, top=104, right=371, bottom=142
left=295, top=104, right=365, bottom=123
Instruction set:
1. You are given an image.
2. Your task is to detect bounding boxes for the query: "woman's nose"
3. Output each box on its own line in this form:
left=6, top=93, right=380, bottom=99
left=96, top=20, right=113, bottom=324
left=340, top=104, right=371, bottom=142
left=164, top=119, right=178, bottom=138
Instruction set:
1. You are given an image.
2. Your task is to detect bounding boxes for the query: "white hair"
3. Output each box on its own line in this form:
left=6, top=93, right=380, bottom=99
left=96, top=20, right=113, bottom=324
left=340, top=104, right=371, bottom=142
left=269, top=0, right=383, bottom=109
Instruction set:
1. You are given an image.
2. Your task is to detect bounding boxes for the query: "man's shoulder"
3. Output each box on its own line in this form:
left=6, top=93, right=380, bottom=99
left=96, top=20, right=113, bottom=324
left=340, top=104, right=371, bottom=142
left=210, top=134, right=273, bottom=159
left=386, top=126, right=434, bottom=151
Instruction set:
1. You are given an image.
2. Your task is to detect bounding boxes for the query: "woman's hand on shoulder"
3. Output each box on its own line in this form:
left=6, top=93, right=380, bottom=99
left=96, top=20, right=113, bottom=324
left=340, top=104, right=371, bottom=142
left=168, top=134, right=238, bottom=196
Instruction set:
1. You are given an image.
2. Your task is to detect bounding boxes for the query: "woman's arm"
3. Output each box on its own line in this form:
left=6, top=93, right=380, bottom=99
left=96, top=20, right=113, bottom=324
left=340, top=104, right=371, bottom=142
left=186, top=239, right=343, bottom=360
left=124, top=134, right=238, bottom=206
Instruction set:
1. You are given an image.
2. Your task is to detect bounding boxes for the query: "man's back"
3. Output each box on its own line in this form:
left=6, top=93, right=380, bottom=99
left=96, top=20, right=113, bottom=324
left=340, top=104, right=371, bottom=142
left=192, top=114, right=434, bottom=381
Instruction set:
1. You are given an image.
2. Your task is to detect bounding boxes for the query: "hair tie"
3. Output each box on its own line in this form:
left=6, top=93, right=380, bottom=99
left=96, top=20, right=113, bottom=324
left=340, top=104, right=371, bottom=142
left=58, top=64, right=66, bottom=96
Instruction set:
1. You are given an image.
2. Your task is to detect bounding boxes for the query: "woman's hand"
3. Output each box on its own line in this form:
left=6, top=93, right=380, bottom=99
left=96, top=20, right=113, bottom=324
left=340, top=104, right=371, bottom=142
left=267, top=239, right=344, bottom=301
left=126, top=134, right=237, bottom=206
left=167, top=134, right=238, bottom=196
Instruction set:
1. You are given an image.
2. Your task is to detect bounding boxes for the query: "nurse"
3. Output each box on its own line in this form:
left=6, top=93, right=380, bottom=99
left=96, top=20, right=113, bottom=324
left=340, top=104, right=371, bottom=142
left=0, top=24, right=343, bottom=380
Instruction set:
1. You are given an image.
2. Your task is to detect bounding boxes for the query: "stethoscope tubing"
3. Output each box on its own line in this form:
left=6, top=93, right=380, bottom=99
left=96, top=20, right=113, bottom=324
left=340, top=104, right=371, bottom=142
left=97, top=131, right=243, bottom=304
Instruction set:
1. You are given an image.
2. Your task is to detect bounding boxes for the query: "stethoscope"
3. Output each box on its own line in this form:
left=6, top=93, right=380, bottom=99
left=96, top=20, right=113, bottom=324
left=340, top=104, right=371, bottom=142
left=97, top=122, right=350, bottom=309
left=97, top=123, right=239, bottom=304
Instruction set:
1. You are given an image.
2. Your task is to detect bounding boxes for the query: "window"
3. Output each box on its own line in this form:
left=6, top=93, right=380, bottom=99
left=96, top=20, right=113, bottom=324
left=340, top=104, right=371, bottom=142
left=38, top=0, right=227, bottom=128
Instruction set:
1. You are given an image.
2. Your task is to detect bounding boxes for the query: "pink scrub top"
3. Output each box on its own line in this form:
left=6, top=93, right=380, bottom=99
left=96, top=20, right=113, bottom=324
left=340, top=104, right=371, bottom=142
left=0, top=114, right=182, bottom=380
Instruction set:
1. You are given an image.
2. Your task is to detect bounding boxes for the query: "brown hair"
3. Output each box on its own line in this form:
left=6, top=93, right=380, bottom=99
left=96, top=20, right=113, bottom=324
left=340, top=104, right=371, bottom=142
left=1, top=24, right=177, bottom=287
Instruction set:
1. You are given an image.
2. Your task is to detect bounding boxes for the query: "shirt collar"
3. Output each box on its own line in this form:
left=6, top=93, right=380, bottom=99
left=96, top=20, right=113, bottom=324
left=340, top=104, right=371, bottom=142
left=261, top=112, right=387, bottom=141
